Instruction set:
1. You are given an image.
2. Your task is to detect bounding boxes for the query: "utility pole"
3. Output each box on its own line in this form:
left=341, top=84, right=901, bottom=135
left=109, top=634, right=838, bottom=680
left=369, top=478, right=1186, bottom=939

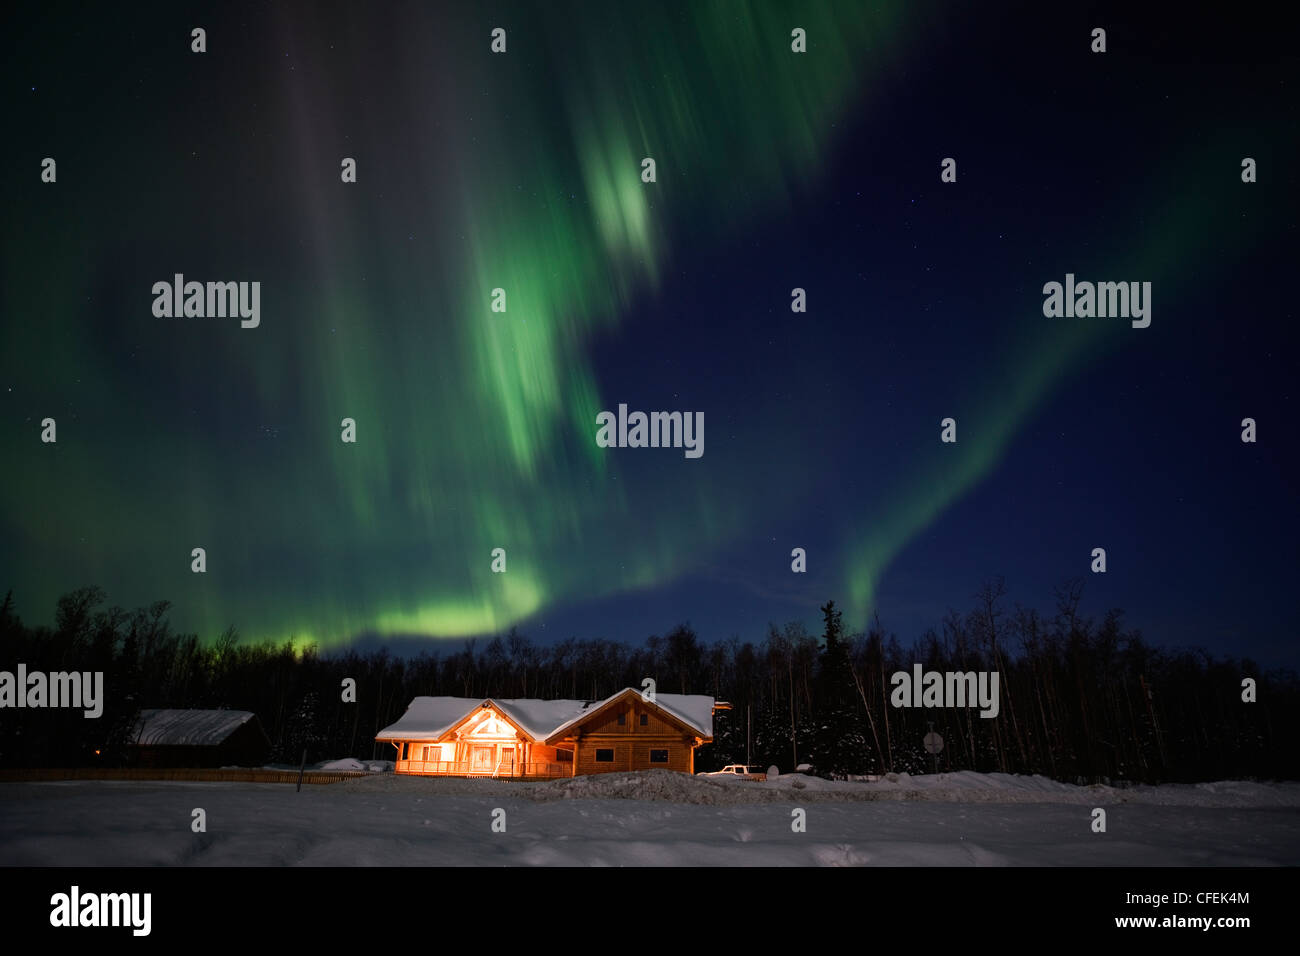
left=791, top=693, right=798, bottom=770
left=746, top=705, right=752, bottom=767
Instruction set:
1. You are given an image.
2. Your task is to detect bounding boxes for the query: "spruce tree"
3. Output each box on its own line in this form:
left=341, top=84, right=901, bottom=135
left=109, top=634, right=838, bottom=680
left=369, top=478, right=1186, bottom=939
left=811, top=600, right=871, bottom=778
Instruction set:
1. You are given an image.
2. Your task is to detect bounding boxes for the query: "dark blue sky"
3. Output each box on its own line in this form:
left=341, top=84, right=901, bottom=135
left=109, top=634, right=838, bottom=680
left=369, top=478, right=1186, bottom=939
left=520, top=3, right=1299, bottom=662
left=3, top=1, right=1296, bottom=666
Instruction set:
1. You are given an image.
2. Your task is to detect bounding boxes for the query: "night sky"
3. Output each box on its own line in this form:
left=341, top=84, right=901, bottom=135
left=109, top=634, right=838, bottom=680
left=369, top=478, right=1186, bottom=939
left=3, top=2, right=1296, bottom=664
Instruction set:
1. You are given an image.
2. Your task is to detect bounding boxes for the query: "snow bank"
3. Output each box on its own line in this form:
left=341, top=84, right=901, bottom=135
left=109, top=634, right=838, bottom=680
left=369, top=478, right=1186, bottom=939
left=314, top=758, right=393, bottom=772
left=334, top=769, right=1300, bottom=808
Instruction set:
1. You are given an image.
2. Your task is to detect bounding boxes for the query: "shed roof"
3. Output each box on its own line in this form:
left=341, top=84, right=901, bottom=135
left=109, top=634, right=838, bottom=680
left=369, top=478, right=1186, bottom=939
left=131, top=709, right=260, bottom=747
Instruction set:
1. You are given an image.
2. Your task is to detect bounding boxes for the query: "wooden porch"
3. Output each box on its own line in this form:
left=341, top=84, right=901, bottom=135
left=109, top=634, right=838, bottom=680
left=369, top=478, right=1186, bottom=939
left=394, top=759, right=571, bottom=779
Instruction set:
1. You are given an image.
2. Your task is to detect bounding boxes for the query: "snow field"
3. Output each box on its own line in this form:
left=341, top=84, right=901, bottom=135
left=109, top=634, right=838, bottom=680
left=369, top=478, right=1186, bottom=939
left=1, top=771, right=1297, bottom=866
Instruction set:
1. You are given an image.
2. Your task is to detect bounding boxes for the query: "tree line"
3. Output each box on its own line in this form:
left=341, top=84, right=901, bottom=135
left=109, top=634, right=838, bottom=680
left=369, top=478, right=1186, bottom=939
left=1, top=580, right=1295, bottom=782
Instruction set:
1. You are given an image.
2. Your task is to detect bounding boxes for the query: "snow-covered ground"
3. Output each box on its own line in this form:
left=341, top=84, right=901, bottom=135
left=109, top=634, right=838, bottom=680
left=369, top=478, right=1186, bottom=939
left=314, top=758, right=393, bottom=772
left=2, top=770, right=1296, bottom=866
left=261, top=758, right=394, bottom=773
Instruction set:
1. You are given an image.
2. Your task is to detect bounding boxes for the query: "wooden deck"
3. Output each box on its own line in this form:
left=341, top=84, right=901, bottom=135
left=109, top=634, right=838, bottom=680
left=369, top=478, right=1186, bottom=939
left=395, top=759, right=570, bottom=779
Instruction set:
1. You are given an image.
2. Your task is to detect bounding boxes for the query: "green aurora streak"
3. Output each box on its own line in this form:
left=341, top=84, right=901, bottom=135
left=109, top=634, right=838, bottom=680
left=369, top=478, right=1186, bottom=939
left=3, top=3, right=1287, bottom=647
left=2, top=3, right=912, bottom=646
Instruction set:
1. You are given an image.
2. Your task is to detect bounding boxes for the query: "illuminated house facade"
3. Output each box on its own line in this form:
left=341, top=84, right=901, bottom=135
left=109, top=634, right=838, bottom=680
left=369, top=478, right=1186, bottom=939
left=377, top=687, right=715, bottom=778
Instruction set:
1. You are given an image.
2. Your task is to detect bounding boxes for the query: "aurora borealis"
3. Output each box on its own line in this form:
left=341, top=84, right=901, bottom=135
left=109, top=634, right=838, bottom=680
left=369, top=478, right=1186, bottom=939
left=2, top=2, right=1296, bottom=663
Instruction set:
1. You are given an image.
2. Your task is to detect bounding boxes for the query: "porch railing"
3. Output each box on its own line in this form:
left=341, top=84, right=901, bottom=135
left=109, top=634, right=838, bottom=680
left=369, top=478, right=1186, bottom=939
left=395, top=759, right=571, bottom=778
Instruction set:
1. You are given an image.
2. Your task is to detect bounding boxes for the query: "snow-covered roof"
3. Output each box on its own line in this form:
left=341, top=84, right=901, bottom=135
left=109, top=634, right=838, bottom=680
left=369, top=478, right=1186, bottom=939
left=650, top=694, right=714, bottom=739
left=373, top=697, right=486, bottom=741
left=376, top=689, right=713, bottom=742
left=131, top=709, right=260, bottom=747
left=493, top=698, right=596, bottom=741
left=543, top=690, right=714, bottom=741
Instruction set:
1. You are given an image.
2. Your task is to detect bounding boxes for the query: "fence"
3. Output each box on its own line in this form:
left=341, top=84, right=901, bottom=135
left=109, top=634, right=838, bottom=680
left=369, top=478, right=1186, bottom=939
left=0, top=767, right=369, bottom=785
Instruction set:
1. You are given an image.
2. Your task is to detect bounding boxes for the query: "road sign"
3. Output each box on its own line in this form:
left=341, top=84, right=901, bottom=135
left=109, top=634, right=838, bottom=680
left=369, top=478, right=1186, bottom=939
left=923, top=731, right=944, bottom=754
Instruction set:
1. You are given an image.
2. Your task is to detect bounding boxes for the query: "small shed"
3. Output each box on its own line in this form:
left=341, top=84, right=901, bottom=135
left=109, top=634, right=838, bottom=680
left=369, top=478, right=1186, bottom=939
left=129, top=709, right=271, bottom=768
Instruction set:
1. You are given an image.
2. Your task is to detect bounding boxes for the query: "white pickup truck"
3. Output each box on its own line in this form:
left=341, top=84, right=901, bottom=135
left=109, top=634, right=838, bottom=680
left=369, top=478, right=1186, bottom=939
left=701, top=764, right=766, bottom=781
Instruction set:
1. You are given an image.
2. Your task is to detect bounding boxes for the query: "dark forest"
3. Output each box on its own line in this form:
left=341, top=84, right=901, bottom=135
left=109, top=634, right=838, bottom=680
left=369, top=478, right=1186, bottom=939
left=2, top=579, right=1295, bottom=783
